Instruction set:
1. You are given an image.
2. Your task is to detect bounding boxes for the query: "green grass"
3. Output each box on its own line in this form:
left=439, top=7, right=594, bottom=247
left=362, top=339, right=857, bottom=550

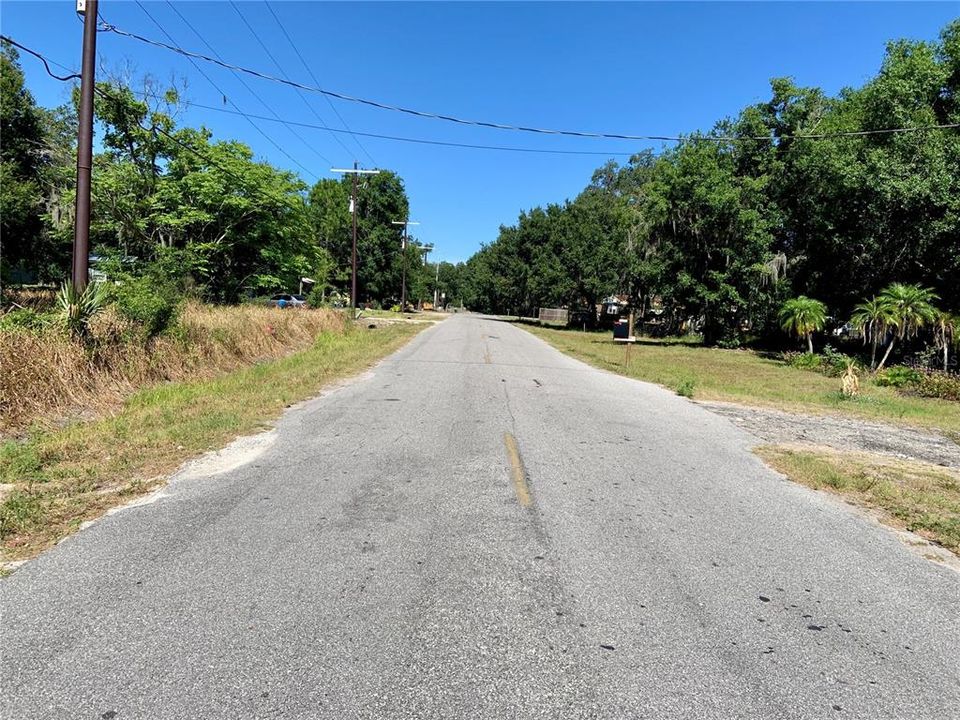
left=0, top=323, right=422, bottom=563
left=358, top=307, right=446, bottom=322
left=757, top=446, right=960, bottom=555
left=523, top=325, right=960, bottom=433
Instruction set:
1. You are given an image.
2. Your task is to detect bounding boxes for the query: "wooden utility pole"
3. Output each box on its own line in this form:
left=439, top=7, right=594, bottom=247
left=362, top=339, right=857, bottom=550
left=332, top=164, right=379, bottom=313
left=72, top=0, right=98, bottom=290
left=351, top=161, right=358, bottom=309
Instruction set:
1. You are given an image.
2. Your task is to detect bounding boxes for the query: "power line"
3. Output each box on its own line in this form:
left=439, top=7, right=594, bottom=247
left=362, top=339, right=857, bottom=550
left=162, top=0, right=333, bottom=168
left=94, top=87, right=296, bottom=210
left=97, top=16, right=960, bottom=143
left=226, top=1, right=351, bottom=165
left=3, top=35, right=635, bottom=158
left=11, top=31, right=952, bottom=160
left=133, top=1, right=320, bottom=181
left=263, top=1, right=376, bottom=166
left=1, top=37, right=80, bottom=81
left=162, top=97, right=640, bottom=157
left=2, top=35, right=303, bottom=209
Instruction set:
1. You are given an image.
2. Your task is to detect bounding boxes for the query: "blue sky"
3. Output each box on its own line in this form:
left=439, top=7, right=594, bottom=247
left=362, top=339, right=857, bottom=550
left=2, top=1, right=957, bottom=262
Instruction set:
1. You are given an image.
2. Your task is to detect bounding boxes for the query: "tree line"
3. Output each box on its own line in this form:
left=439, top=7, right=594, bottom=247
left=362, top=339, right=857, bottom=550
left=3, top=21, right=959, bottom=342
left=1, top=42, right=436, bottom=307
left=455, top=20, right=960, bottom=350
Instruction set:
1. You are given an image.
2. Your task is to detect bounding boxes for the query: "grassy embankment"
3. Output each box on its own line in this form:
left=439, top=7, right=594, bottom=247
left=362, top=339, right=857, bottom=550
left=758, top=446, right=960, bottom=554
left=523, top=325, right=960, bottom=434
left=0, top=305, right=423, bottom=564
left=524, top=324, right=960, bottom=554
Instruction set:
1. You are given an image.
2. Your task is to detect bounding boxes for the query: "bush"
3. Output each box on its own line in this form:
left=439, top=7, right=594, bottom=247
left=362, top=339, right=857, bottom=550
left=784, top=352, right=823, bottom=371
left=676, top=378, right=696, bottom=398
left=306, top=286, right=327, bottom=308
left=821, top=345, right=860, bottom=377
left=875, top=366, right=922, bottom=388
left=57, top=280, right=109, bottom=338
left=784, top=346, right=861, bottom=377
left=914, top=371, right=960, bottom=402
left=0, top=308, right=54, bottom=333
left=108, top=276, right=180, bottom=337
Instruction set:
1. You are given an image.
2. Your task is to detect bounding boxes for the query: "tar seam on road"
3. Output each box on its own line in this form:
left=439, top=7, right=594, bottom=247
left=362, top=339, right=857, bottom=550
left=503, top=432, right=532, bottom=508
left=482, top=335, right=493, bottom=364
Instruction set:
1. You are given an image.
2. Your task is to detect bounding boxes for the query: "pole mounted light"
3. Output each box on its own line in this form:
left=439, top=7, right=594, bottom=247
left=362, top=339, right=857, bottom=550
left=391, top=220, right=420, bottom=311
left=330, top=164, right=380, bottom=311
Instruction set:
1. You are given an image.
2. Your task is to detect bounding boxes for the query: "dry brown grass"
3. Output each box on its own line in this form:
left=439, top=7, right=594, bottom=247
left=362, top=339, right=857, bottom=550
left=0, top=321, right=423, bottom=562
left=757, top=445, right=960, bottom=555
left=0, top=304, right=347, bottom=434
left=1, top=286, right=57, bottom=312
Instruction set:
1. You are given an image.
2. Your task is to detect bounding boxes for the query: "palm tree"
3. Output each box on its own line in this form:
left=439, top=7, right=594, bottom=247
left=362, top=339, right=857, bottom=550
left=850, top=297, right=895, bottom=370
left=933, top=311, right=958, bottom=372
left=779, top=296, right=827, bottom=354
left=874, top=283, right=940, bottom=371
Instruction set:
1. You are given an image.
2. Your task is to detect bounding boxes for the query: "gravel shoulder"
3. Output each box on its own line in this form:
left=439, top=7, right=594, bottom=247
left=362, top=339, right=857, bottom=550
left=698, top=400, right=960, bottom=469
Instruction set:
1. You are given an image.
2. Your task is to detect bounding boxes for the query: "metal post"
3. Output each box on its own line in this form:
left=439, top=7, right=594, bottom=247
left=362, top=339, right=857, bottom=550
left=72, top=0, right=98, bottom=291
left=401, top=224, right=407, bottom=312
left=433, top=261, right=440, bottom=309
left=351, top=161, right=358, bottom=310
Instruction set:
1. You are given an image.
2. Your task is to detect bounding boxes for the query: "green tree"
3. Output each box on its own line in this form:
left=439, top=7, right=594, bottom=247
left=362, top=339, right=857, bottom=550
left=850, top=296, right=896, bottom=370
left=933, top=310, right=958, bottom=372
left=779, top=296, right=827, bottom=353
left=875, top=283, right=940, bottom=370
left=1, top=42, right=72, bottom=283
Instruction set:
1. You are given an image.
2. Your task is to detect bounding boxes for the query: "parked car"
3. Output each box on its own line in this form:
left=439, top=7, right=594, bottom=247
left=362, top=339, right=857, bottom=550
left=270, top=293, right=306, bottom=308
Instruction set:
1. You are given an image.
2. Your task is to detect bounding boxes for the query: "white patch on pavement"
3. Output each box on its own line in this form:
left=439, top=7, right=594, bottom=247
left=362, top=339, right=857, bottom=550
left=175, top=430, right=278, bottom=481
left=106, top=486, right=169, bottom=516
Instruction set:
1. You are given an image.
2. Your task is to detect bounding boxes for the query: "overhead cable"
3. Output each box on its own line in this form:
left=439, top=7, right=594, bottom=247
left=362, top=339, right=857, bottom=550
left=97, top=16, right=960, bottom=143
left=227, top=1, right=352, bottom=164
left=161, top=97, right=639, bottom=157
left=3, top=34, right=306, bottom=208
left=263, top=0, right=377, bottom=166
left=162, top=0, right=333, bottom=167
left=133, top=1, right=321, bottom=180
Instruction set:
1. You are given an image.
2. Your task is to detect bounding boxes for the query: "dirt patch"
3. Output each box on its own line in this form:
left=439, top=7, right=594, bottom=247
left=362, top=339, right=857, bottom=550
left=701, top=400, right=960, bottom=469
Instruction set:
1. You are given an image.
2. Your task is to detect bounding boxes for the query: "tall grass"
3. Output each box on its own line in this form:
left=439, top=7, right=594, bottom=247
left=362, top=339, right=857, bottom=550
left=0, top=320, right=421, bottom=561
left=1, top=303, right=348, bottom=433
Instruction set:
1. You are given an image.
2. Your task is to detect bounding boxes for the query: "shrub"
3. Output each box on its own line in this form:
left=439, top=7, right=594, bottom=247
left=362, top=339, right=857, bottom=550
left=784, top=352, right=823, bottom=371
left=914, top=370, right=960, bottom=402
left=875, top=366, right=922, bottom=388
left=306, top=286, right=327, bottom=308
left=821, top=345, right=861, bottom=377
left=0, top=308, right=54, bottom=333
left=56, top=280, right=108, bottom=338
left=784, top=347, right=861, bottom=377
left=676, top=378, right=696, bottom=398
left=109, top=276, right=180, bottom=337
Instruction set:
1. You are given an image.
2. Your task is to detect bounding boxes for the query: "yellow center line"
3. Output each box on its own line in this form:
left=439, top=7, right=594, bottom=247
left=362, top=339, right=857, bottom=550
left=503, top=432, right=532, bottom=507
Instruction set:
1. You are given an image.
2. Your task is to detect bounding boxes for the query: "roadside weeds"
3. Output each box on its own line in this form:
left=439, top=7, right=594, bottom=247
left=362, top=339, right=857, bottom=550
left=0, top=322, right=423, bottom=566
left=520, top=323, right=960, bottom=559
left=756, top=445, right=960, bottom=558
left=521, top=324, right=960, bottom=435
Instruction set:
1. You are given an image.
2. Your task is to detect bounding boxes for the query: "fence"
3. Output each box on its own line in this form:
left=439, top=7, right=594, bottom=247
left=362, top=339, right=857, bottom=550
left=537, top=307, right=569, bottom=325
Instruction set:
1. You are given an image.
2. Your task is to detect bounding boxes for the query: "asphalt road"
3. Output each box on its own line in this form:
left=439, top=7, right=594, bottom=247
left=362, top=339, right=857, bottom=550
left=3, top=314, right=958, bottom=719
